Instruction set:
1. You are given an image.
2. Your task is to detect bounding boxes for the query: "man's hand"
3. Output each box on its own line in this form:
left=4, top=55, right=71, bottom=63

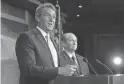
left=58, top=65, right=77, bottom=76
left=80, top=75, right=84, bottom=76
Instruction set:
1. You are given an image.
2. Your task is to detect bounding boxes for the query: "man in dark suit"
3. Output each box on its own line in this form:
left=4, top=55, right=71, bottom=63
left=60, top=33, right=90, bottom=76
left=15, top=3, right=77, bottom=84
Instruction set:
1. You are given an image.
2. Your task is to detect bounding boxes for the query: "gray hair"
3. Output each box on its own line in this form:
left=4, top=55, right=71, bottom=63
left=35, top=3, right=56, bottom=20
left=61, top=33, right=77, bottom=42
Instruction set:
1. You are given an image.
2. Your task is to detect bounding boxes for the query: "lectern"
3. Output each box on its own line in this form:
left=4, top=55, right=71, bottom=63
left=55, top=74, right=124, bottom=84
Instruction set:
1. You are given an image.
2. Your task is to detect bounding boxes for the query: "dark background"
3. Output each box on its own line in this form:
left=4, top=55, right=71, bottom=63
left=2, top=0, right=124, bottom=75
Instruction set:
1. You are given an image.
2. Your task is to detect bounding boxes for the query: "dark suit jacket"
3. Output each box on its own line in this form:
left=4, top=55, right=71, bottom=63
left=15, top=28, right=59, bottom=84
left=59, top=51, right=89, bottom=76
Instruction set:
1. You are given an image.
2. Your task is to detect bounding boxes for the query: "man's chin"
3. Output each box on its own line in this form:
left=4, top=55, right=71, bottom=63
left=47, top=27, right=54, bottom=31
left=71, top=48, right=77, bottom=52
left=73, top=47, right=77, bottom=50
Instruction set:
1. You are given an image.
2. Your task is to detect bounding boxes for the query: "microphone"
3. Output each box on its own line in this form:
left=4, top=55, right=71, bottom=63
left=83, top=57, right=88, bottom=63
left=83, top=57, right=98, bottom=76
left=96, top=59, right=114, bottom=75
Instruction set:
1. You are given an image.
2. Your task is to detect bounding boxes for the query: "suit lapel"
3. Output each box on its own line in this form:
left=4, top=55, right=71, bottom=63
left=50, top=38, right=58, bottom=54
left=75, top=54, right=82, bottom=75
left=50, top=37, right=61, bottom=67
left=50, top=38, right=60, bottom=66
left=32, top=28, right=55, bottom=66
left=63, top=51, right=73, bottom=64
left=63, top=51, right=81, bottom=76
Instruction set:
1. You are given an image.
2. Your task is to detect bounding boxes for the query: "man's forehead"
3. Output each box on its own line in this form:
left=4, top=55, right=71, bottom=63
left=66, top=34, right=77, bottom=40
left=43, top=7, right=55, bottom=13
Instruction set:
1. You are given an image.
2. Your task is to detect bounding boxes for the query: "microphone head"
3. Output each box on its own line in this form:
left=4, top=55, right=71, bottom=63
left=83, top=57, right=88, bottom=63
left=96, top=59, right=101, bottom=63
left=96, top=59, right=114, bottom=75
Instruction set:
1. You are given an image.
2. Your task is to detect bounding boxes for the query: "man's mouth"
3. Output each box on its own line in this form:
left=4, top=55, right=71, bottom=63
left=73, top=46, right=77, bottom=48
left=48, top=23, right=53, bottom=26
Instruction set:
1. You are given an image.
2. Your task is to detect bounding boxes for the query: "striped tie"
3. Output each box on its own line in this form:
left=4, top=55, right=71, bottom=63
left=72, top=56, right=80, bottom=75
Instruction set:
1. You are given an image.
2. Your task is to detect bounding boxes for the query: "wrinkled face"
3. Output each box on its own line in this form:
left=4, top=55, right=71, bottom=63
left=39, top=7, right=56, bottom=32
left=64, top=34, right=78, bottom=52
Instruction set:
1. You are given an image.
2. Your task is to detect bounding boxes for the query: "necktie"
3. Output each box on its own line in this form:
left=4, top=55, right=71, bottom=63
left=45, top=35, right=58, bottom=67
left=45, top=35, right=48, bottom=43
left=72, top=56, right=78, bottom=67
left=72, top=56, right=80, bottom=75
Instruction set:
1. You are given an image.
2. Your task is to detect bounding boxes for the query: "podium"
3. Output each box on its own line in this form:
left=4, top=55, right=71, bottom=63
left=55, top=74, right=124, bottom=84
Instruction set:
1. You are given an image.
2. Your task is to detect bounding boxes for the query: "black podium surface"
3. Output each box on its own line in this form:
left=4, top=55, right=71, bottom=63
left=55, top=74, right=124, bottom=84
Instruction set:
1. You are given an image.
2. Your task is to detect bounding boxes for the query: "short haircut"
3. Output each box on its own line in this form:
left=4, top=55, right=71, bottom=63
left=35, top=3, right=56, bottom=20
left=61, top=33, right=76, bottom=42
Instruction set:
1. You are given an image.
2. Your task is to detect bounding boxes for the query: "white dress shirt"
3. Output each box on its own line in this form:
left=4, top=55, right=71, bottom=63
left=65, top=51, right=76, bottom=59
left=37, top=26, right=58, bottom=67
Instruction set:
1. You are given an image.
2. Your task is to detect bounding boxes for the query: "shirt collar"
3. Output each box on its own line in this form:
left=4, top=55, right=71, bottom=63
left=64, top=50, right=76, bottom=59
left=36, top=26, right=50, bottom=38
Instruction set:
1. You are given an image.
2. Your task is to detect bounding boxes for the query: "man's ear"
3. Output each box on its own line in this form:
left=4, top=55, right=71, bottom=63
left=61, top=41, right=65, bottom=48
left=35, top=14, right=40, bottom=22
left=60, top=41, right=65, bottom=50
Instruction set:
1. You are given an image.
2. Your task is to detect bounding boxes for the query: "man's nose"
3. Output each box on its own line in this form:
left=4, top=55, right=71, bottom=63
left=73, top=41, right=77, bottom=45
left=49, top=19, right=55, bottom=24
left=49, top=16, right=54, bottom=21
left=49, top=17, right=53, bottom=22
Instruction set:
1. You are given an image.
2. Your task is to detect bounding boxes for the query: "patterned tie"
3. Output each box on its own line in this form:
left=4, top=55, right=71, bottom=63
left=72, top=56, right=78, bottom=66
left=72, top=56, right=80, bottom=75
left=45, top=35, right=48, bottom=43
left=45, top=35, right=58, bottom=67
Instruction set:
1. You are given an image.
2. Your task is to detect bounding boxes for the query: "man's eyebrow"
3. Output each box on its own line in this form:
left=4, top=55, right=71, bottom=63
left=45, top=13, right=52, bottom=15
left=44, top=12, right=49, bottom=14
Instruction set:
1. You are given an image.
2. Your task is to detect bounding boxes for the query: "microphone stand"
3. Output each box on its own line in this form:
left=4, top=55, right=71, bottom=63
left=96, top=59, right=114, bottom=75
left=83, top=58, right=98, bottom=76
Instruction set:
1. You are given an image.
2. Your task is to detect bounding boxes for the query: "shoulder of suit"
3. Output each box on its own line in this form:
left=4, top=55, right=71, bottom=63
left=76, top=54, right=85, bottom=59
left=18, top=29, right=36, bottom=38
left=59, top=51, right=68, bottom=58
left=60, top=51, right=65, bottom=56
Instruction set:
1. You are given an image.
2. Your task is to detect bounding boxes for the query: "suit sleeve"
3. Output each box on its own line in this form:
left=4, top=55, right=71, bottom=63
left=15, top=33, right=58, bottom=81
left=79, top=56, right=90, bottom=75
left=85, top=62, right=90, bottom=75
